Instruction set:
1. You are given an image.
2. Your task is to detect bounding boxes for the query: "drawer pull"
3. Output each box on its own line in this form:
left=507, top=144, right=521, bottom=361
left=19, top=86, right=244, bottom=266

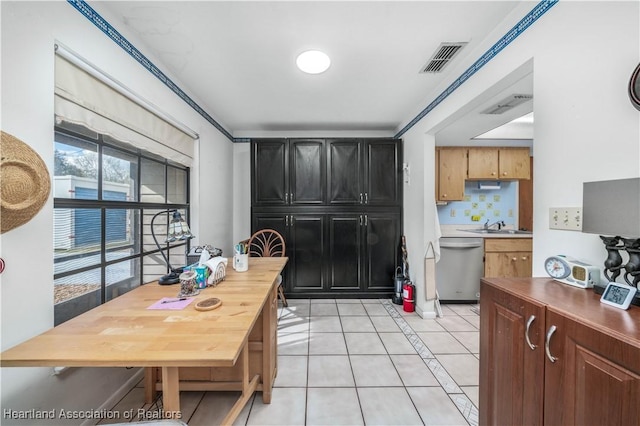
left=545, top=325, right=558, bottom=363
left=522, top=256, right=528, bottom=261
left=525, top=315, right=537, bottom=350
left=512, top=257, right=518, bottom=262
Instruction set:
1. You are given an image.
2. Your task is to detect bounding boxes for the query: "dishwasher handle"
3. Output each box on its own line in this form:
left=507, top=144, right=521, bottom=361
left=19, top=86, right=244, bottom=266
left=439, top=240, right=484, bottom=249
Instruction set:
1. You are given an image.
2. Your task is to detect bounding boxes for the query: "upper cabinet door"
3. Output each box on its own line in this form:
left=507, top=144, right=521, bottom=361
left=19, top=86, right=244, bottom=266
left=327, top=140, right=362, bottom=205
left=364, top=140, right=401, bottom=206
left=468, top=147, right=499, bottom=179
left=252, top=139, right=288, bottom=205
left=290, top=139, right=325, bottom=205
left=437, top=147, right=467, bottom=201
left=498, top=148, right=531, bottom=179
left=252, top=139, right=325, bottom=206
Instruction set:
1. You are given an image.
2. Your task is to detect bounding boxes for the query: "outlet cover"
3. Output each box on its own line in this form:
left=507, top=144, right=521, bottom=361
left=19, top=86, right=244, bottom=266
left=549, top=207, right=582, bottom=231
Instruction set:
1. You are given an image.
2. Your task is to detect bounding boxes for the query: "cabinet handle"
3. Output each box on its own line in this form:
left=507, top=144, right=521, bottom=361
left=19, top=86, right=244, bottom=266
left=522, top=256, right=528, bottom=261
left=286, top=215, right=289, bottom=226
left=491, top=172, right=496, bottom=176
left=360, top=193, right=363, bottom=204
left=511, top=257, right=518, bottom=262
left=291, top=216, right=295, bottom=227
left=360, top=215, right=363, bottom=226
left=285, top=193, right=289, bottom=203
left=365, top=192, right=369, bottom=204
left=545, top=325, right=558, bottom=363
left=502, top=172, right=508, bottom=176
left=525, top=315, right=537, bottom=350
left=364, top=215, right=368, bottom=227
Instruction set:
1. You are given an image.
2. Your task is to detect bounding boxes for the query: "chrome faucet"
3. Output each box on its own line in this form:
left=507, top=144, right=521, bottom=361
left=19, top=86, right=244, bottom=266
left=484, top=220, right=505, bottom=230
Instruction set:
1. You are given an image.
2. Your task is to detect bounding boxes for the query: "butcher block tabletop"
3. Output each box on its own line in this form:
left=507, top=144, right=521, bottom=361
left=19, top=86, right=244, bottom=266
left=1, top=257, right=288, bottom=368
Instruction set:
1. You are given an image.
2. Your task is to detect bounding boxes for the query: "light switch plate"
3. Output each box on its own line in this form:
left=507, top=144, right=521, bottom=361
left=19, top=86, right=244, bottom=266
left=549, top=207, right=582, bottom=231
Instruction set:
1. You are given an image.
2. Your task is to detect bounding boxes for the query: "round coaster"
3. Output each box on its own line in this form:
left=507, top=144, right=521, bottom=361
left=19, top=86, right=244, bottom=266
left=194, top=297, right=222, bottom=311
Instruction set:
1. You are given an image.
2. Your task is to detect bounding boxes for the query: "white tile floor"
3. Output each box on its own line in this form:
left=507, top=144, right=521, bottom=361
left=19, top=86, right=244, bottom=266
left=103, top=299, right=480, bottom=425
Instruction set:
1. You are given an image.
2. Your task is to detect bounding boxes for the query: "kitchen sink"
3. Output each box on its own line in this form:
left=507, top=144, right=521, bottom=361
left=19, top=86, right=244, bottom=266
left=459, top=228, right=532, bottom=235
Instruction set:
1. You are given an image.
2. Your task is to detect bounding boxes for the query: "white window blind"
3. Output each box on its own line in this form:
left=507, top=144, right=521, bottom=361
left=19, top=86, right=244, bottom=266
left=54, top=47, right=196, bottom=167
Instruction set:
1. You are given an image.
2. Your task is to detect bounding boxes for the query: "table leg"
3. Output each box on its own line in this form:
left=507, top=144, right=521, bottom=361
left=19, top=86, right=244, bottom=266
left=262, top=290, right=276, bottom=403
left=161, top=367, right=181, bottom=418
left=144, top=367, right=158, bottom=404
left=220, top=339, right=259, bottom=426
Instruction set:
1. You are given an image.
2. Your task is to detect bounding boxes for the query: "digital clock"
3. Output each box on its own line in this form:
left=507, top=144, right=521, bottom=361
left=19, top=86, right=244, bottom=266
left=600, top=281, right=637, bottom=310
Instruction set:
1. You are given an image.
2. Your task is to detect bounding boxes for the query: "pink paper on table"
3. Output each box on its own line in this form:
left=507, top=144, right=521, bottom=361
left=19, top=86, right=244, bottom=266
left=147, top=297, right=195, bottom=310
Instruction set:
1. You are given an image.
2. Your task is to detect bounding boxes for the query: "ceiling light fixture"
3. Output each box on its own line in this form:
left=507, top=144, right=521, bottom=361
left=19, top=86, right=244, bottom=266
left=296, top=50, right=331, bottom=74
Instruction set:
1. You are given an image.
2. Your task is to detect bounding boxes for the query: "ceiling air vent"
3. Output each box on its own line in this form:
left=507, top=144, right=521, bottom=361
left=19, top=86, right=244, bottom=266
left=420, top=42, right=467, bottom=73
left=480, top=94, right=533, bottom=115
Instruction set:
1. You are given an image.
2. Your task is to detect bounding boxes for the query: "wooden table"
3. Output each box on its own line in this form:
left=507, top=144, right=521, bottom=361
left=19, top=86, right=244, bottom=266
left=1, top=257, right=287, bottom=425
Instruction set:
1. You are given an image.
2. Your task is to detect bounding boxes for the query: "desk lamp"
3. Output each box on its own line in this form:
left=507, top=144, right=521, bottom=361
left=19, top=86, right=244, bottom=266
left=151, top=209, right=193, bottom=285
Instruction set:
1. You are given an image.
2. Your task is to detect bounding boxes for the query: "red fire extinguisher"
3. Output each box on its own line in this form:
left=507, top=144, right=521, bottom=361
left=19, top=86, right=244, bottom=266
left=402, top=281, right=415, bottom=313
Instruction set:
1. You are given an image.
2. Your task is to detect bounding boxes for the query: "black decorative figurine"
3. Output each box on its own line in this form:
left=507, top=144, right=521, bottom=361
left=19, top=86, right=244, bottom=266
left=600, top=235, right=625, bottom=282
left=623, top=238, right=640, bottom=288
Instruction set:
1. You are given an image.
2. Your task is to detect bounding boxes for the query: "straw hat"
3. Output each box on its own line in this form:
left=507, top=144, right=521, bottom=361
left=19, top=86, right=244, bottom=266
left=1, top=131, right=51, bottom=233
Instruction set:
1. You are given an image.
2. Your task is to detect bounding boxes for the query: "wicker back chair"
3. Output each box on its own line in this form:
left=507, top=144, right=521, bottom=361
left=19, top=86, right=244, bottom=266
left=247, top=229, right=287, bottom=306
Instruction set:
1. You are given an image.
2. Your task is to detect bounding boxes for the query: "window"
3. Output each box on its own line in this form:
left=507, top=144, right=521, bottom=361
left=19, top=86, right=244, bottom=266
left=53, top=122, right=190, bottom=325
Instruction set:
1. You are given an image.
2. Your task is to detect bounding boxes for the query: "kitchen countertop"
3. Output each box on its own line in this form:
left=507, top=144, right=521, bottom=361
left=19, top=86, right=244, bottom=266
left=440, top=224, right=533, bottom=239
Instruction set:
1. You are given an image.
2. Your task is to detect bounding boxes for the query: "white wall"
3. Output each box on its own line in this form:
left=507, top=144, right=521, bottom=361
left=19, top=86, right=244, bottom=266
left=0, top=2, right=234, bottom=422
left=401, top=0, right=640, bottom=318
left=2, top=0, right=639, bottom=420
left=232, top=143, right=252, bottom=243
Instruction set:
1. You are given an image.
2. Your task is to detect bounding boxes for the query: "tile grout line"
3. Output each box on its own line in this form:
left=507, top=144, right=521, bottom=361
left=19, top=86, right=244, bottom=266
left=278, top=299, right=479, bottom=426
left=381, top=300, right=479, bottom=426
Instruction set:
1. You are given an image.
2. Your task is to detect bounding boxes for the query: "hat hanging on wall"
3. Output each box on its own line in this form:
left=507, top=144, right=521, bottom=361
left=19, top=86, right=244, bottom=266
left=629, top=63, right=640, bottom=111
left=1, top=131, right=51, bottom=234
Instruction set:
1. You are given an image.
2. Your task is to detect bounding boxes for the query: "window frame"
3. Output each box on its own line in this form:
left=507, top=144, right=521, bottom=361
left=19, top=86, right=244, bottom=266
left=53, top=125, right=191, bottom=324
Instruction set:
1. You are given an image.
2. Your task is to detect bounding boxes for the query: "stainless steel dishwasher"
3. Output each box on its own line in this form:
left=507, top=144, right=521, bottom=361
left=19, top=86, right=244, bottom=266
left=436, top=237, right=484, bottom=302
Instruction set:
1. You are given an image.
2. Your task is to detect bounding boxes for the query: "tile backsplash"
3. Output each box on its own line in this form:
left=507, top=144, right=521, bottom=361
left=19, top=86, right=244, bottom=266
left=437, top=181, right=517, bottom=226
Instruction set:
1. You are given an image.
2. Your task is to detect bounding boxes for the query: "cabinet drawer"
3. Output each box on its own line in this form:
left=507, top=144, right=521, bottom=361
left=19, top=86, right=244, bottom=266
left=484, top=238, right=532, bottom=252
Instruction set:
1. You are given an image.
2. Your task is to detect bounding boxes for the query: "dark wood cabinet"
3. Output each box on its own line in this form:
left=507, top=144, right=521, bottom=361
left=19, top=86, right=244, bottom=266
left=252, top=139, right=325, bottom=206
left=364, top=140, right=401, bottom=205
left=327, top=212, right=400, bottom=293
left=327, top=139, right=401, bottom=206
left=543, top=309, right=640, bottom=425
left=251, top=138, right=402, bottom=298
left=328, top=214, right=363, bottom=291
left=252, top=139, right=287, bottom=205
left=480, top=281, right=545, bottom=425
left=327, top=140, right=362, bottom=205
left=251, top=213, right=326, bottom=295
left=480, top=278, right=640, bottom=426
left=364, top=213, right=401, bottom=290
left=288, top=214, right=326, bottom=293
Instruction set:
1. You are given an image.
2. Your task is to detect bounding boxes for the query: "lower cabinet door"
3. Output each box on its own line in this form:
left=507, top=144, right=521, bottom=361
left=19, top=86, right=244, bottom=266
left=543, top=309, right=640, bottom=425
left=253, top=211, right=400, bottom=296
left=484, top=251, right=532, bottom=278
left=364, top=213, right=400, bottom=291
left=480, top=281, right=546, bottom=425
left=288, top=214, right=326, bottom=293
left=328, top=214, right=363, bottom=290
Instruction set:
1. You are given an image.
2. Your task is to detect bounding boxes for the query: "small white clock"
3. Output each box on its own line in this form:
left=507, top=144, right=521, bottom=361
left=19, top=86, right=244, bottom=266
left=544, top=256, right=571, bottom=279
left=544, top=255, right=600, bottom=288
left=600, top=282, right=637, bottom=310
